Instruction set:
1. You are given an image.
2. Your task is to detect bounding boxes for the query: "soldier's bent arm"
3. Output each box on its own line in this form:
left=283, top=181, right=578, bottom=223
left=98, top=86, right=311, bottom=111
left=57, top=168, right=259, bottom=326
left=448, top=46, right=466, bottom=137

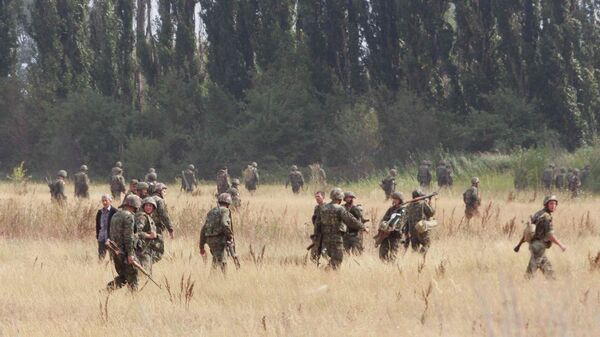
left=548, top=234, right=567, bottom=251
left=220, top=209, right=234, bottom=240
left=341, top=208, right=364, bottom=231
left=123, top=214, right=136, bottom=257
left=424, top=202, right=435, bottom=218
left=157, top=200, right=174, bottom=232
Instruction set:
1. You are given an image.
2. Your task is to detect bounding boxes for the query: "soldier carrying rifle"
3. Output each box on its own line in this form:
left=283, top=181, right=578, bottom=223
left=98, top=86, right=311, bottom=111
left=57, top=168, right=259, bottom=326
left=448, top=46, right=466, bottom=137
left=199, top=193, right=238, bottom=272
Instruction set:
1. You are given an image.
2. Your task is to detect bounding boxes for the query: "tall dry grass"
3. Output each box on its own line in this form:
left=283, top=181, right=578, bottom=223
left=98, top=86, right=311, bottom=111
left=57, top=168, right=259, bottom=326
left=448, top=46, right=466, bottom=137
left=0, top=182, right=599, bottom=336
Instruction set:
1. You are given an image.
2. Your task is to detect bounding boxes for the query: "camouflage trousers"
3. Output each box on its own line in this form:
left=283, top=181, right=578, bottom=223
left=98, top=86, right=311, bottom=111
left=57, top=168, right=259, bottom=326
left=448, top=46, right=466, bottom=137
left=322, top=233, right=344, bottom=270
left=108, top=251, right=138, bottom=291
left=110, top=189, right=121, bottom=200
left=410, top=229, right=430, bottom=254
left=206, top=236, right=228, bottom=272
left=149, top=234, right=165, bottom=263
left=136, top=249, right=153, bottom=276
left=245, top=182, right=257, bottom=192
left=379, top=231, right=402, bottom=262
left=343, top=231, right=364, bottom=255
left=75, top=187, right=89, bottom=198
left=291, top=184, right=302, bottom=194
left=465, top=206, right=479, bottom=220
left=526, top=240, right=554, bottom=279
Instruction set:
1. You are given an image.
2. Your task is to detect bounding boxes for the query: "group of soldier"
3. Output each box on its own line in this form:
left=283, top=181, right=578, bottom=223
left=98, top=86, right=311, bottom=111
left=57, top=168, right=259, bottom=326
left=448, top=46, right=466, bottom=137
left=540, top=164, right=590, bottom=197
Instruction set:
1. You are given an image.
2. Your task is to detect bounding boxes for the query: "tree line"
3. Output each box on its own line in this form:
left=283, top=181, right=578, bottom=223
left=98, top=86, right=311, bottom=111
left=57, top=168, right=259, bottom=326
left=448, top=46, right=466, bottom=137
left=1, top=0, right=599, bottom=180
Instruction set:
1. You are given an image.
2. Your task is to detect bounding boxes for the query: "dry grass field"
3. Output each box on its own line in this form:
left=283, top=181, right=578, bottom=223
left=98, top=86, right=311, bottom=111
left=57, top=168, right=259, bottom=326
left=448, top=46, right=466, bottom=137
left=1, top=180, right=600, bottom=336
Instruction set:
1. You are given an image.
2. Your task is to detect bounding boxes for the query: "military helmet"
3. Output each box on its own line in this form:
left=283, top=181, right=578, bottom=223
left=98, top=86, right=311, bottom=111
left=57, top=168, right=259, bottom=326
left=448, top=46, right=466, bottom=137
left=231, top=178, right=240, bottom=185
left=412, top=189, right=425, bottom=198
left=154, top=182, right=167, bottom=192
left=136, top=182, right=149, bottom=190
left=57, top=170, right=67, bottom=178
left=80, top=165, right=88, bottom=171
left=391, top=191, right=404, bottom=202
left=330, top=188, right=344, bottom=201
left=252, top=162, right=258, bottom=168
left=471, top=177, right=480, bottom=185
left=122, top=195, right=142, bottom=210
left=344, top=191, right=356, bottom=199
left=148, top=168, right=155, bottom=173
left=130, top=179, right=139, bottom=185
left=291, top=165, right=298, bottom=171
left=574, top=168, right=580, bottom=173
left=141, top=197, right=157, bottom=209
left=115, top=161, right=123, bottom=168
left=389, top=168, right=398, bottom=176
left=147, top=172, right=157, bottom=181
left=218, top=193, right=232, bottom=205
left=543, top=195, right=558, bottom=206
left=188, top=164, right=195, bottom=170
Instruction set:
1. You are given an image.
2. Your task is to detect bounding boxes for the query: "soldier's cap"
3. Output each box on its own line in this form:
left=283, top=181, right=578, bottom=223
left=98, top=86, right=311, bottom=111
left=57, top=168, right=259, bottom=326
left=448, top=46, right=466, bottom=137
left=57, top=170, right=67, bottom=178
left=115, top=161, right=123, bottom=168
left=114, top=167, right=123, bottom=174
left=344, top=191, right=356, bottom=199
left=391, top=192, right=404, bottom=202
left=412, top=189, right=425, bottom=198
left=252, top=162, right=258, bottom=168
left=231, top=178, right=240, bottom=185
left=130, top=179, right=139, bottom=185
left=80, top=165, right=88, bottom=171
left=147, top=172, right=157, bottom=181
left=389, top=168, right=398, bottom=175
left=330, top=188, right=344, bottom=201
left=154, top=183, right=167, bottom=191
left=188, top=164, right=195, bottom=170
left=471, top=177, right=480, bottom=184
left=549, top=163, right=555, bottom=168
left=136, top=182, right=149, bottom=190
left=122, top=195, right=142, bottom=210
left=141, top=197, right=157, bottom=209
left=218, top=193, right=232, bottom=205
left=543, top=195, right=558, bottom=206
left=291, top=165, right=298, bottom=171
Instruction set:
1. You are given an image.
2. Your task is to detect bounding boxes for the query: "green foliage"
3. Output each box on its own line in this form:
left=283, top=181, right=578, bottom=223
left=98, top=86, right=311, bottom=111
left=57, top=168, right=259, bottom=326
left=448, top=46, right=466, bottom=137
left=6, top=161, right=30, bottom=194
left=123, top=136, right=164, bottom=179
left=0, top=0, right=21, bottom=77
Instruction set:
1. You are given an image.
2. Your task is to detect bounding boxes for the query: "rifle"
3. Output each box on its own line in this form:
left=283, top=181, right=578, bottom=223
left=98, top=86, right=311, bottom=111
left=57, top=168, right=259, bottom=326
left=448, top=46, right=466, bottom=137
left=105, top=240, right=162, bottom=289
left=306, top=233, right=324, bottom=266
left=373, top=192, right=438, bottom=246
left=227, top=212, right=241, bottom=269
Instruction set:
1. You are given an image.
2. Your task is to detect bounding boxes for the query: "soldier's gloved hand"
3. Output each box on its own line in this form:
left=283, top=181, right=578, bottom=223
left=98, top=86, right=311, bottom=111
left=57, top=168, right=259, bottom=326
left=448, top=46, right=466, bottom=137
left=127, top=255, right=134, bottom=264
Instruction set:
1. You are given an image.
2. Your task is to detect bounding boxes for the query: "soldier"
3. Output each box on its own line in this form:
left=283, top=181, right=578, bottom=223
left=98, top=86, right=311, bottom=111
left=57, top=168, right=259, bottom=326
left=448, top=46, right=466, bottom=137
left=554, top=168, right=567, bottom=190
left=436, top=161, right=449, bottom=187
left=286, top=165, right=305, bottom=194
left=446, top=163, right=454, bottom=187
left=107, top=194, right=141, bottom=291
left=317, top=188, right=365, bottom=269
left=463, top=177, right=481, bottom=220
left=181, top=164, right=198, bottom=193
left=135, top=197, right=158, bottom=273
left=377, top=192, right=406, bottom=262
left=580, top=165, right=591, bottom=187
left=125, top=179, right=138, bottom=198
left=49, top=170, right=68, bottom=203
left=243, top=162, right=260, bottom=194
left=406, top=190, right=435, bottom=254
left=342, top=191, right=368, bottom=255
left=73, top=165, right=90, bottom=198
left=314, top=164, right=327, bottom=189
left=379, top=169, right=397, bottom=200
left=216, top=166, right=231, bottom=195
left=417, top=161, right=432, bottom=189
left=199, top=193, right=234, bottom=272
left=226, top=179, right=242, bottom=209
left=514, top=167, right=529, bottom=190
left=151, top=183, right=174, bottom=262
left=145, top=168, right=157, bottom=183
left=542, top=164, right=555, bottom=191
left=110, top=162, right=126, bottom=200
left=309, top=191, right=326, bottom=263
left=520, top=195, right=567, bottom=279
left=135, top=182, right=150, bottom=199
left=568, top=168, right=581, bottom=198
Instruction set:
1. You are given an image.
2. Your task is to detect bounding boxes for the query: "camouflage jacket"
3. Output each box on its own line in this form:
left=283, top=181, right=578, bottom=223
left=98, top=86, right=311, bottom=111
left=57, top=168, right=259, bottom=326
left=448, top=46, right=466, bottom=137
left=319, top=202, right=364, bottom=235
left=244, top=167, right=259, bottom=185
left=135, top=212, right=157, bottom=253
left=287, top=171, right=304, bottom=188
left=74, top=172, right=89, bottom=189
left=152, top=195, right=173, bottom=233
left=436, top=165, right=448, bottom=183
left=343, top=203, right=365, bottom=233
left=226, top=187, right=241, bottom=207
left=417, top=165, right=432, bottom=184
left=182, top=169, right=197, bottom=190
left=216, top=170, right=231, bottom=194
left=531, top=208, right=553, bottom=242
left=542, top=168, right=554, bottom=183
left=110, top=175, right=126, bottom=193
left=109, top=209, right=136, bottom=257
left=463, top=186, right=480, bottom=208
left=568, top=175, right=581, bottom=190
left=381, top=205, right=406, bottom=232
left=406, top=200, right=435, bottom=231
left=50, top=179, right=67, bottom=201
left=199, top=206, right=233, bottom=245
left=312, top=203, right=323, bottom=235
left=380, top=176, right=396, bottom=193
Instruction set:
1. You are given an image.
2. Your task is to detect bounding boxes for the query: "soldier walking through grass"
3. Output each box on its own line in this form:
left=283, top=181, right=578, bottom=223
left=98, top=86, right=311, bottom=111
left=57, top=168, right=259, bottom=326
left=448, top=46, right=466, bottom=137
left=406, top=190, right=435, bottom=254
left=379, top=168, right=397, bottom=200
left=463, top=177, right=481, bottom=220
left=286, top=165, right=304, bottom=194
left=73, top=165, right=90, bottom=198
left=49, top=170, right=68, bottom=203
left=342, top=191, right=368, bottom=255
left=199, top=193, right=234, bottom=272
left=107, top=195, right=141, bottom=291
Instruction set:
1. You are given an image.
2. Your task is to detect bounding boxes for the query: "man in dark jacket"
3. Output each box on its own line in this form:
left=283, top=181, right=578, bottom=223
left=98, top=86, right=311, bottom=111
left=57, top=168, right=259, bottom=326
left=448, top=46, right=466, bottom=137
left=96, top=194, right=118, bottom=260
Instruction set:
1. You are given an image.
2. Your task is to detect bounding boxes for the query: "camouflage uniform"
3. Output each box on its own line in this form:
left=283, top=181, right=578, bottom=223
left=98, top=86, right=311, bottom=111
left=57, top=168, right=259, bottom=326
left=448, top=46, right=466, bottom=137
left=526, top=208, right=555, bottom=279
left=342, top=194, right=366, bottom=255
left=145, top=168, right=157, bottom=183
left=378, top=204, right=405, bottom=262
left=110, top=168, right=126, bottom=200
left=318, top=198, right=365, bottom=269
left=181, top=165, right=198, bottom=193
left=107, top=208, right=138, bottom=290
left=216, top=168, right=231, bottom=195
left=244, top=163, right=259, bottom=193
left=568, top=169, right=581, bottom=198
left=49, top=171, right=67, bottom=203
left=446, top=164, right=454, bottom=186
left=406, top=199, right=435, bottom=253
left=310, top=203, right=324, bottom=263
left=151, top=184, right=173, bottom=262
left=135, top=207, right=157, bottom=274
left=542, top=165, right=554, bottom=190
left=436, top=162, right=449, bottom=187
left=73, top=166, right=90, bottom=198
left=417, top=161, right=432, bottom=188
left=380, top=169, right=397, bottom=200
left=317, top=167, right=327, bottom=188
left=125, top=179, right=138, bottom=199
left=286, top=166, right=304, bottom=194
left=226, top=179, right=242, bottom=209
left=554, top=168, right=566, bottom=190
left=199, top=204, right=233, bottom=272
left=580, top=165, right=591, bottom=187
left=463, top=178, right=481, bottom=219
